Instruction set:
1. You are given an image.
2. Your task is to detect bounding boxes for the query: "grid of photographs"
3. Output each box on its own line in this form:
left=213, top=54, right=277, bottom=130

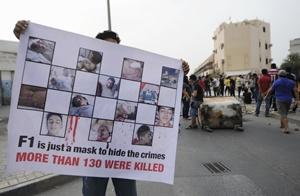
left=18, top=36, right=180, bottom=146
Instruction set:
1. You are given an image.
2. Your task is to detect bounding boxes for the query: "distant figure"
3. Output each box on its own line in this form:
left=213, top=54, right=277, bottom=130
left=243, top=88, right=252, bottom=104
left=255, top=69, right=271, bottom=117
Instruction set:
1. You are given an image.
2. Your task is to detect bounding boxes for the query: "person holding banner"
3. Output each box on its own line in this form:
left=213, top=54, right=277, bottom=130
left=14, top=20, right=190, bottom=196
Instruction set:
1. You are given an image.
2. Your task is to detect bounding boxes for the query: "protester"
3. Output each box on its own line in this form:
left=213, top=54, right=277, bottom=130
left=212, top=77, right=220, bottom=96
left=229, top=76, right=236, bottom=97
left=285, top=67, right=298, bottom=112
left=14, top=19, right=190, bottom=196
left=182, top=75, right=191, bottom=119
left=236, top=75, right=245, bottom=98
left=224, top=76, right=231, bottom=96
left=242, top=88, right=252, bottom=104
left=204, top=76, right=211, bottom=96
left=268, top=63, right=278, bottom=111
left=219, top=75, right=225, bottom=96
left=255, top=69, right=271, bottom=117
left=265, top=70, right=299, bottom=134
left=186, top=74, right=204, bottom=129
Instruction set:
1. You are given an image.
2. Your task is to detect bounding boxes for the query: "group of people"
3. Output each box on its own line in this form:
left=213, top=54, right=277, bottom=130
left=182, top=64, right=299, bottom=134
left=14, top=20, right=190, bottom=196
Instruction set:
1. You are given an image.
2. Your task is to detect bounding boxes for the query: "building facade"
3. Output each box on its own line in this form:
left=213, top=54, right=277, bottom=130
left=289, top=38, right=300, bottom=55
left=195, top=19, right=272, bottom=77
left=0, top=40, right=17, bottom=105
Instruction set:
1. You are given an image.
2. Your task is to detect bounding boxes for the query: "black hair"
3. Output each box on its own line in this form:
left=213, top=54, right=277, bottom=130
left=72, top=95, right=88, bottom=107
left=90, top=51, right=102, bottom=64
left=137, top=125, right=151, bottom=138
left=107, top=77, right=115, bottom=85
left=261, top=69, right=268, bottom=75
left=95, top=30, right=121, bottom=43
left=46, top=113, right=62, bottom=122
left=189, top=74, right=197, bottom=81
left=271, top=63, right=277, bottom=69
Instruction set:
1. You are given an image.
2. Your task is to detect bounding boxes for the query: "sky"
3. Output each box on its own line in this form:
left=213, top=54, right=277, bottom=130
left=1, top=0, right=300, bottom=72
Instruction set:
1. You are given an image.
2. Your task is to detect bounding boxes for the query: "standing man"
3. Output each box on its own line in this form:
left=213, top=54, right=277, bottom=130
left=186, top=74, right=204, bottom=129
left=265, top=70, right=299, bottom=133
left=255, top=69, right=272, bottom=117
left=268, top=63, right=278, bottom=111
left=236, top=75, right=244, bottom=98
left=14, top=20, right=190, bottom=196
left=219, top=75, right=225, bottom=96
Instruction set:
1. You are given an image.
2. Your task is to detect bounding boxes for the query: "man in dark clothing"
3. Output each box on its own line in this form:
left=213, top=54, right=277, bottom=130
left=285, top=67, right=297, bottom=112
left=187, top=74, right=204, bottom=129
left=182, top=76, right=191, bottom=119
left=219, top=75, right=225, bottom=96
left=229, top=77, right=236, bottom=97
left=204, top=76, right=211, bottom=96
left=268, top=63, right=278, bottom=111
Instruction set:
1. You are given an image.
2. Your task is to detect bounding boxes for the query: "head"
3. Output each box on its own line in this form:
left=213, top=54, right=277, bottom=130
left=96, top=30, right=121, bottom=44
left=106, top=77, right=115, bottom=89
left=278, top=69, right=287, bottom=78
left=189, top=74, right=197, bottom=84
left=261, top=69, right=268, bottom=75
left=183, top=75, right=189, bottom=84
left=46, top=113, right=63, bottom=136
left=97, top=125, right=110, bottom=139
left=90, top=51, right=102, bottom=65
left=72, top=95, right=88, bottom=107
left=137, top=125, right=152, bottom=145
left=30, top=39, right=47, bottom=53
left=158, top=106, right=173, bottom=125
left=271, top=63, right=277, bottom=69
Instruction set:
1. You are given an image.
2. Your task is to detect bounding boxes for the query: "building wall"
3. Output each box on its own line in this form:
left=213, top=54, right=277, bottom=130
left=290, top=38, right=300, bottom=55
left=213, top=20, right=271, bottom=75
left=0, top=40, right=17, bottom=105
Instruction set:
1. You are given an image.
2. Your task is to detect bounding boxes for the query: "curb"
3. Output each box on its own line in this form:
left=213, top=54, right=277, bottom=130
left=0, top=175, right=79, bottom=196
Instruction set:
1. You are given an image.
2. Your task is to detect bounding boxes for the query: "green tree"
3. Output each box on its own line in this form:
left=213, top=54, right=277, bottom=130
left=280, top=53, right=300, bottom=80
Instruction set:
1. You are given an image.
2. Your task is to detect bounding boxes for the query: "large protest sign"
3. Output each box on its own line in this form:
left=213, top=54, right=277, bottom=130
left=7, top=23, right=183, bottom=184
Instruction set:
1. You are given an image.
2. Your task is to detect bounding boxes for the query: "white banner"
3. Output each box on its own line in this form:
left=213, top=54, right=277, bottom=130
left=7, top=23, right=183, bottom=184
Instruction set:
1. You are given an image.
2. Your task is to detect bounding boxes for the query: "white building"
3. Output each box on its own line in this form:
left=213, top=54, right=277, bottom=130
left=0, top=40, right=18, bottom=105
left=289, top=38, right=300, bottom=55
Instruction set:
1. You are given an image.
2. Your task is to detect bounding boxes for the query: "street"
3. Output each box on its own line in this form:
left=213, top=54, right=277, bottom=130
left=31, top=113, right=300, bottom=196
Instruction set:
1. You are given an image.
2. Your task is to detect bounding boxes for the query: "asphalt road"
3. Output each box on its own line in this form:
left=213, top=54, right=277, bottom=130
left=33, top=114, right=300, bottom=196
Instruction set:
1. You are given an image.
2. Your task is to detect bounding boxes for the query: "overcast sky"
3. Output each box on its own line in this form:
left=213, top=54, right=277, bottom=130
left=1, top=0, right=300, bottom=72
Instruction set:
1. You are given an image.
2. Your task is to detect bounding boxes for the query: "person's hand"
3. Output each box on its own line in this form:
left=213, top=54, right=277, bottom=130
left=13, top=20, right=29, bottom=39
left=181, top=59, right=190, bottom=75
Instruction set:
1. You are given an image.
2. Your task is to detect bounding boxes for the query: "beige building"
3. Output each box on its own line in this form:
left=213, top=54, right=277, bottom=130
left=289, top=38, right=300, bottom=55
left=196, top=19, right=272, bottom=77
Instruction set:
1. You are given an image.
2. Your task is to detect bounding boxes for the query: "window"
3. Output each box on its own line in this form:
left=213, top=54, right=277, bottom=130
left=266, top=58, right=269, bottom=64
left=259, top=41, right=261, bottom=48
left=265, top=43, right=268, bottom=50
left=259, top=57, right=262, bottom=62
left=221, top=43, right=224, bottom=50
left=263, top=26, right=266, bottom=32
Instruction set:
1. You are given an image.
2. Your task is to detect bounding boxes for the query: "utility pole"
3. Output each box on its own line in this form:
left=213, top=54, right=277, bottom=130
left=107, top=0, right=112, bottom=30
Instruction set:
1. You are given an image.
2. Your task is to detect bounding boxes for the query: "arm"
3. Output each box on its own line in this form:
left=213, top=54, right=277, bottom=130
left=13, top=20, right=29, bottom=39
left=181, top=59, right=190, bottom=75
